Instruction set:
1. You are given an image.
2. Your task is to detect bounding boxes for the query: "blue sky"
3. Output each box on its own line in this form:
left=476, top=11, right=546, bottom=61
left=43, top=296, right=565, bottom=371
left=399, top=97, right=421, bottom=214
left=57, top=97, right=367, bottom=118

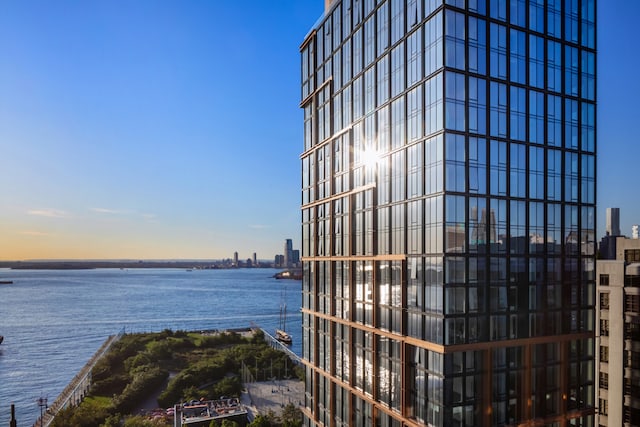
left=0, top=1, right=323, bottom=260
left=0, top=1, right=637, bottom=260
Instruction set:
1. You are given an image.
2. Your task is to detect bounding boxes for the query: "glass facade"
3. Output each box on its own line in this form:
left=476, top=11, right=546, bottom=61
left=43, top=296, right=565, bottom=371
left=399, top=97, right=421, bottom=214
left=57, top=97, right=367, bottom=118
left=301, top=0, right=596, bottom=425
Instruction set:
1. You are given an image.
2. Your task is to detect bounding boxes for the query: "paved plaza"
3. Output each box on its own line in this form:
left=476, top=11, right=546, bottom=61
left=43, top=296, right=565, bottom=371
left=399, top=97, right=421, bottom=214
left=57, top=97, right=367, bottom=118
left=241, top=379, right=304, bottom=420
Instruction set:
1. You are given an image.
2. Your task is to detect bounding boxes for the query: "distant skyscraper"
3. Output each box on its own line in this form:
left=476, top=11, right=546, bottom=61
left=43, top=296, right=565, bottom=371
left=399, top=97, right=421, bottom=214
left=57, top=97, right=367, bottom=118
left=284, top=239, right=294, bottom=267
left=233, top=251, right=238, bottom=266
left=606, top=207, right=621, bottom=236
left=301, top=1, right=596, bottom=425
left=253, top=252, right=257, bottom=266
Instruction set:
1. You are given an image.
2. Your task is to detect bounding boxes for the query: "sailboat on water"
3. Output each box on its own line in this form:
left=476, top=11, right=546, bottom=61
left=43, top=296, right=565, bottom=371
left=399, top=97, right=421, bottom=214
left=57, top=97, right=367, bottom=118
left=275, top=290, right=292, bottom=345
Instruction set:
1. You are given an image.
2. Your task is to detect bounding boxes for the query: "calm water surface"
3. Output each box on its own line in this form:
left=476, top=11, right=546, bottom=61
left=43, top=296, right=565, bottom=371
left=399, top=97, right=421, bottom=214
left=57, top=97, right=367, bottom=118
left=0, top=268, right=301, bottom=426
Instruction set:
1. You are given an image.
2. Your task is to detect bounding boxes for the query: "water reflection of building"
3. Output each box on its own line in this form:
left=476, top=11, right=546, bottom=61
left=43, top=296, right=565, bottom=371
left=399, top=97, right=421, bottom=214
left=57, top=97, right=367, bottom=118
left=300, top=1, right=596, bottom=425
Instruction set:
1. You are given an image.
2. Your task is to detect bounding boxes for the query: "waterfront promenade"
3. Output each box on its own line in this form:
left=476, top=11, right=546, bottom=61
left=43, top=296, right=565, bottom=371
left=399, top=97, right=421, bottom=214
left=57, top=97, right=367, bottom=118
left=33, top=332, right=124, bottom=427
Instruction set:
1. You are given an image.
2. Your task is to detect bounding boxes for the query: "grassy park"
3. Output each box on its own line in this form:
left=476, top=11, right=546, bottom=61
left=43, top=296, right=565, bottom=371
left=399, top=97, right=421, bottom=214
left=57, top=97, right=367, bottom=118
left=50, top=329, right=303, bottom=427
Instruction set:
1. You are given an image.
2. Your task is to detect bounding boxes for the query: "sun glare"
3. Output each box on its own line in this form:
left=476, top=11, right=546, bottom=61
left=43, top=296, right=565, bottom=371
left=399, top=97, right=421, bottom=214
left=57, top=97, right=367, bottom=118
left=361, top=148, right=380, bottom=170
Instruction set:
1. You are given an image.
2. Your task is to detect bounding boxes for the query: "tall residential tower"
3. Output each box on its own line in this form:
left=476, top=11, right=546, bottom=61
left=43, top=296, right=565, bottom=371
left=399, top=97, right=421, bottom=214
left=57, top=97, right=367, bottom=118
left=300, top=1, right=596, bottom=425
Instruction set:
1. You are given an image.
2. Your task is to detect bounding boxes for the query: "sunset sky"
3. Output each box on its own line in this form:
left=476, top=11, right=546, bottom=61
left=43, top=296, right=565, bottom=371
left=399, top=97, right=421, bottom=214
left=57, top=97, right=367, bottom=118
left=0, top=1, right=638, bottom=260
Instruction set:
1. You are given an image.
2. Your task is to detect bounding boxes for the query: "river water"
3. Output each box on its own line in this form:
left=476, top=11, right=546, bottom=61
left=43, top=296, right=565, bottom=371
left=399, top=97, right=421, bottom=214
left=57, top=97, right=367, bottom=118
left=0, top=267, right=301, bottom=426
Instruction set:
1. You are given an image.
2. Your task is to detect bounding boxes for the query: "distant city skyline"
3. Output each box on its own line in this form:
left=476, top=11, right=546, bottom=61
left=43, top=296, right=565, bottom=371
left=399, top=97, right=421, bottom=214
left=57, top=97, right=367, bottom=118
left=1, top=0, right=639, bottom=260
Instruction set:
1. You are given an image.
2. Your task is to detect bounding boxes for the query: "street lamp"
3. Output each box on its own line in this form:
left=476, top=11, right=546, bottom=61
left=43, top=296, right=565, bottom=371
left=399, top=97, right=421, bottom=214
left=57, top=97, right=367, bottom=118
left=37, top=396, right=48, bottom=427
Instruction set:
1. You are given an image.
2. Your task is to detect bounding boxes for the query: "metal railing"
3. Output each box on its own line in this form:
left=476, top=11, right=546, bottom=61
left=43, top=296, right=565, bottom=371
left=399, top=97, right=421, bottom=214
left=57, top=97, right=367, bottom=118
left=34, top=329, right=125, bottom=427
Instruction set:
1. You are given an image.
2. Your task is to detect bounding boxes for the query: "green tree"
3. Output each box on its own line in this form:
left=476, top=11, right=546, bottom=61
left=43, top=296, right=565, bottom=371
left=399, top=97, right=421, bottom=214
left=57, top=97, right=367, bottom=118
left=280, top=402, right=302, bottom=427
left=248, top=415, right=272, bottom=427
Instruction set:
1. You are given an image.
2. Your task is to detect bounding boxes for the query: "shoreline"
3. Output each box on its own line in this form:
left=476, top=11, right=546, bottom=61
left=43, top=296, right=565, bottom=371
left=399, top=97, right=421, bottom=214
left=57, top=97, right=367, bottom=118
left=0, top=260, right=278, bottom=270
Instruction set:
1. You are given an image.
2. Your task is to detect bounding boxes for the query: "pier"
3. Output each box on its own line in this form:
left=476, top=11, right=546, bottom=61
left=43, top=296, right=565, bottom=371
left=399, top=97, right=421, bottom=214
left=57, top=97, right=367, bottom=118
left=250, top=323, right=302, bottom=366
left=33, top=330, right=124, bottom=427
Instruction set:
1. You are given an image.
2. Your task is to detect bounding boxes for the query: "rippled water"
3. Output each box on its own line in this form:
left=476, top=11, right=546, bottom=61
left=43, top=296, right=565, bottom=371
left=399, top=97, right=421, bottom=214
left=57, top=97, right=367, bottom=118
left=0, top=268, right=301, bottom=425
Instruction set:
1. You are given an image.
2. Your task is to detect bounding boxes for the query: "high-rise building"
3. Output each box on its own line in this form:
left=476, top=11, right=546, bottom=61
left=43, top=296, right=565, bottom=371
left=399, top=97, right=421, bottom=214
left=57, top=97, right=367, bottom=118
left=596, top=235, right=640, bottom=427
left=606, top=207, right=621, bottom=237
left=300, top=1, right=596, bottom=426
left=285, top=238, right=294, bottom=267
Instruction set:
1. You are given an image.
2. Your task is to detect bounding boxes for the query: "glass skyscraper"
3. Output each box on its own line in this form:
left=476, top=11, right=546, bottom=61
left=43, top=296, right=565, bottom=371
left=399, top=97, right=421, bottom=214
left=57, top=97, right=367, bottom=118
left=300, top=1, right=596, bottom=425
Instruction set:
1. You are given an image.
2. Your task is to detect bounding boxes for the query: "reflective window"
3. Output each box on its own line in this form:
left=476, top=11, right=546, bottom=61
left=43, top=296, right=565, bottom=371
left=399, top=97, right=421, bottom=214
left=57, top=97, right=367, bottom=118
left=378, top=106, right=390, bottom=152
left=408, top=200, right=423, bottom=254
left=390, top=0, right=405, bottom=45
left=582, top=51, right=595, bottom=101
left=469, top=77, right=487, bottom=135
left=468, top=0, right=486, bottom=14
left=353, top=27, right=363, bottom=75
left=391, top=96, right=405, bottom=149
left=446, top=133, right=466, bottom=192
left=490, top=23, right=507, bottom=79
left=490, top=82, right=507, bottom=137
left=445, top=195, right=466, bottom=252
left=547, top=149, right=562, bottom=201
left=529, top=90, right=544, bottom=144
left=565, top=45, right=579, bottom=96
left=565, top=0, right=579, bottom=43
left=364, top=67, right=375, bottom=114
left=581, top=0, right=595, bottom=48
left=489, top=139, right=507, bottom=196
left=407, top=0, right=422, bottom=27
left=391, top=150, right=406, bottom=202
left=376, top=1, right=389, bottom=56
left=581, top=102, right=595, bottom=152
left=332, top=6, right=342, bottom=52
left=343, top=38, right=352, bottom=83
left=408, top=142, right=424, bottom=198
left=377, top=54, right=389, bottom=107
left=469, top=197, right=487, bottom=252
left=425, top=134, right=444, bottom=194
left=489, top=0, right=507, bottom=21
left=425, top=12, right=444, bottom=76
left=425, top=196, right=443, bottom=253
left=547, top=203, right=561, bottom=253
left=529, top=0, right=544, bottom=32
left=364, top=15, right=376, bottom=67
left=407, top=27, right=423, bottom=85
left=510, top=143, right=526, bottom=197
left=408, top=85, right=424, bottom=141
left=547, top=0, right=562, bottom=38
left=510, top=0, right=526, bottom=28
left=445, top=0, right=465, bottom=9
left=469, top=137, right=486, bottom=194
left=425, top=73, right=444, bottom=135
left=342, top=84, right=352, bottom=126
left=391, top=43, right=405, bottom=97
left=547, top=40, right=562, bottom=93
left=445, top=71, right=466, bottom=131
left=529, top=146, right=544, bottom=199
left=565, top=99, right=578, bottom=149
left=353, top=75, right=363, bottom=119
left=445, top=10, right=466, bottom=70
left=529, top=202, right=544, bottom=254
left=510, top=200, right=526, bottom=253
left=426, top=0, right=443, bottom=16
left=510, top=86, right=526, bottom=141
left=528, top=35, right=544, bottom=88
left=510, top=29, right=526, bottom=84
left=547, top=94, right=562, bottom=147
left=565, top=152, right=579, bottom=202
left=468, top=17, right=486, bottom=74
left=581, top=154, right=595, bottom=204
left=489, top=200, right=507, bottom=252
